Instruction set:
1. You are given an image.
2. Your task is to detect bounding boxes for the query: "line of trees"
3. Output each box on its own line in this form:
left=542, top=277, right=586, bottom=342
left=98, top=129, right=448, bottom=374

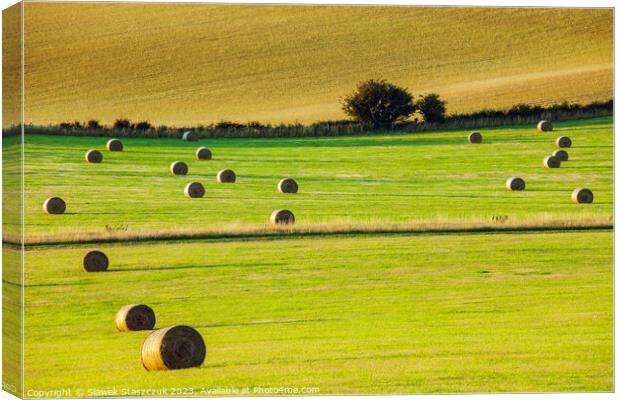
left=11, top=98, right=610, bottom=140
left=59, top=118, right=152, bottom=131
left=54, top=79, right=449, bottom=132
left=16, top=78, right=611, bottom=139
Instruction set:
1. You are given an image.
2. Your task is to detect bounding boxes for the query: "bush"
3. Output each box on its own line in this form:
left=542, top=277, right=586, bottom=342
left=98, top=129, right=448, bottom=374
left=134, top=121, right=152, bottom=130
left=87, top=120, right=101, bottom=129
left=113, top=118, right=131, bottom=130
left=342, top=79, right=416, bottom=128
left=215, top=121, right=246, bottom=130
left=416, top=93, right=447, bottom=123
left=59, top=121, right=83, bottom=129
left=507, top=103, right=544, bottom=117
left=247, top=121, right=266, bottom=130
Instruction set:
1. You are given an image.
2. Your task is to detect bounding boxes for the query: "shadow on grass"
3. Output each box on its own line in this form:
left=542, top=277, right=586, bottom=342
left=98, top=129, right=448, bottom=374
left=3, top=279, right=96, bottom=288
left=106, top=262, right=283, bottom=273
left=194, top=317, right=341, bottom=329
left=16, top=222, right=614, bottom=249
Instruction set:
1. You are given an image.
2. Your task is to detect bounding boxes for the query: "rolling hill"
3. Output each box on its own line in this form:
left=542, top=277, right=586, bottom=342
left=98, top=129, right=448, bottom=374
left=23, top=4, right=613, bottom=126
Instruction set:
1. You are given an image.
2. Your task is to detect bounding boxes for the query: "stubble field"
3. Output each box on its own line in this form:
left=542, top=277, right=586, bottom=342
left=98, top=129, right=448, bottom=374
left=21, top=4, right=613, bottom=125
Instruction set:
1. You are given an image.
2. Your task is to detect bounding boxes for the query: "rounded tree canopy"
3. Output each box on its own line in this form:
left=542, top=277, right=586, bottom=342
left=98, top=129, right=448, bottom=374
left=342, top=79, right=415, bottom=128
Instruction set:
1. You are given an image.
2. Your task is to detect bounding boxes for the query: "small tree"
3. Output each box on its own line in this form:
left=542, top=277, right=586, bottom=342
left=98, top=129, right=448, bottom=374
left=87, top=119, right=101, bottom=129
left=215, top=121, right=245, bottom=130
left=342, top=79, right=416, bottom=128
left=113, top=118, right=131, bottom=130
left=134, top=121, right=152, bottom=130
left=247, top=121, right=266, bottom=130
left=416, top=93, right=446, bottom=123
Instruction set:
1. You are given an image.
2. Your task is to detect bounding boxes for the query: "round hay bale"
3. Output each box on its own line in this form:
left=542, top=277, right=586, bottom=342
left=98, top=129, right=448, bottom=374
left=468, top=132, right=482, bottom=144
left=216, top=169, right=236, bottom=183
left=43, top=197, right=66, bottom=214
left=170, top=161, right=189, bottom=175
left=505, top=177, right=525, bottom=191
left=195, top=147, right=212, bottom=160
left=182, top=131, right=198, bottom=142
left=552, top=149, right=569, bottom=162
left=556, top=136, right=572, bottom=148
left=184, top=182, right=205, bottom=198
left=83, top=250, right=109, bottom=272
left=85, top=149, right=103, bottom=163
left=278, top=178, right=298, bottom=194
left=543, top=155, right=561, bottom=168
left=572, top=188, right=594, bottom=204
left=537, top=120, right=553, bottom=132
left=141, top=326, right=206, bottom=371
left=115, top=304, right=156, bottom=332
left=106, top=139, right=123, bottom=152
left=270, top=209, right=295, bottom=225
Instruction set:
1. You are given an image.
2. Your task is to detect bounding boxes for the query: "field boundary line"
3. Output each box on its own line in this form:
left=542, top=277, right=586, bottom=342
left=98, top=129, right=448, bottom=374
left=10, top=111, right=613, bottom=140
left=6, top=221, right=613, bottom=249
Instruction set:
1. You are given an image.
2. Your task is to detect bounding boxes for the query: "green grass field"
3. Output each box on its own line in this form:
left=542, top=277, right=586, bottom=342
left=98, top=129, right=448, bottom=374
left=3, top=117, right=612, bottom=395
left=23, top=230, right=612, bottom=394
left=22, top=4, right=612, bottom=125
left=19, top=117, right=613, bottom=243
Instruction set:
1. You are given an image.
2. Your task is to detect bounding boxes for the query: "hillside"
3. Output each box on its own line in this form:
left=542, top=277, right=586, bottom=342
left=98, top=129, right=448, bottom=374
left=23, top=4, right=612, bottom=126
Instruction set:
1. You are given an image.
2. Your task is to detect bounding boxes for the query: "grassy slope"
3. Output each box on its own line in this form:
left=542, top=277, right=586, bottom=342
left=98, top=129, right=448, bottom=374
left=2, top=137, right=23, bottom=395
left=23, top=231, right=612, bottom=393
left=23, top=4, right=612, bottom=125
left=21, top=118, right=613, bottom=242
left=2, top=246, right=23, bottom=398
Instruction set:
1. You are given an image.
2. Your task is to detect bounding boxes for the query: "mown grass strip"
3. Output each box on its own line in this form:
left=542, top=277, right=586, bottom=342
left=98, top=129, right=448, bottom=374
left=8, top=220, right=613, bottom=249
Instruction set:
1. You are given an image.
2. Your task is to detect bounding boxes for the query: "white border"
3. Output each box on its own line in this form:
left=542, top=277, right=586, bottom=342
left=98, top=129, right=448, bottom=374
left=0, top=1, right=616, bottom=400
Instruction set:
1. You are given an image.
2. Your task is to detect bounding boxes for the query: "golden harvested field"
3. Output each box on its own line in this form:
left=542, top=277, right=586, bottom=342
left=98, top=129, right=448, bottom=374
left=23, top=4, right=612, bottom=126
